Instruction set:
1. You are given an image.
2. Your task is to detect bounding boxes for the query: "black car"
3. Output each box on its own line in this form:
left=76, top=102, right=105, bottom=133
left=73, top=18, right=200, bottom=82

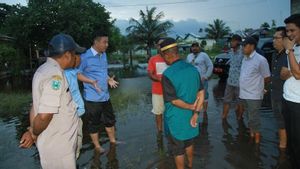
left=213, top=52, right=231, bottom=81
left=213, top=37, right=274, bottom=81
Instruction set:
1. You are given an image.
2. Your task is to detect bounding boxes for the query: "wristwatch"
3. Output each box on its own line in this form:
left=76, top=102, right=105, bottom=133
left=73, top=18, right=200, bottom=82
left=286, top=48, right=294, bottom=55
left=194, top=111, right=200, bottom=115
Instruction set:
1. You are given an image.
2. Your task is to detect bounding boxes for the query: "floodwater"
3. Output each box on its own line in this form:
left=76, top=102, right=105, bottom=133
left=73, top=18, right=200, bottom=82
left=0, top=76, right=292, bottom=169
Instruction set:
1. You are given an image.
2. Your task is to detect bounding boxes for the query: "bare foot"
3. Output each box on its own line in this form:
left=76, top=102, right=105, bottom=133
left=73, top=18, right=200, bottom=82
left=255, top=133, right=261, bottom=144
left=95, top=146, right=106, bottom=154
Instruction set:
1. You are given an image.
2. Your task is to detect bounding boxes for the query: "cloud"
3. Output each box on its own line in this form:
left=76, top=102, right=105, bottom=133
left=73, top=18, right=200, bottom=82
left=114, top=18, right=208, bottom=37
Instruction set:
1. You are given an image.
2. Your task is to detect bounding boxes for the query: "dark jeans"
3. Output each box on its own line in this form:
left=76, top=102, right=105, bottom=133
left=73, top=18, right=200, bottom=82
left=282, top=99, right=300, bottom=169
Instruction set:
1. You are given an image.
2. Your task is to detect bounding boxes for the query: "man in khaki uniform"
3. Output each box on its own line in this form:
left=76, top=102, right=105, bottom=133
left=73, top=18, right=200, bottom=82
left=21, top=33, right=85, bottom=169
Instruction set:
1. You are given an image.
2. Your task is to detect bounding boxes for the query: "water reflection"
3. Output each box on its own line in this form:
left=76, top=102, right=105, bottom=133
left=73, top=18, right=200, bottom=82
left=194, top=112, right=212, bottom=169
left=0, top=78, right=294, bottom=169
left=0, top=76, right=32, bottom=93
left=89, top=143, right=119, bottom=169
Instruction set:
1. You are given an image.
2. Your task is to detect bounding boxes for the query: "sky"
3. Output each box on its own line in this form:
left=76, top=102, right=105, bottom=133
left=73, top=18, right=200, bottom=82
left=2, top=0, right=291, bottom=36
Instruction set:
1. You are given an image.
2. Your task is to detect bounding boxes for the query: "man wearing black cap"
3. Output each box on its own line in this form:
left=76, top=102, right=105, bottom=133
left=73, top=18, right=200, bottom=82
left=160, top=37, right=205, bottom=169
left=222, top=34, right=244, bottom=120
left=186, top=42, right=213, bottom=117
left=22, top=33, right=86, bottom=169
left=239, top=36, right=270, bottom=144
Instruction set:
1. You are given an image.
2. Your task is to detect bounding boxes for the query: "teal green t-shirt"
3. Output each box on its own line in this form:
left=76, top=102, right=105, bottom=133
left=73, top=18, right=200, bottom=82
left=162, top=60, right=202, bottom=140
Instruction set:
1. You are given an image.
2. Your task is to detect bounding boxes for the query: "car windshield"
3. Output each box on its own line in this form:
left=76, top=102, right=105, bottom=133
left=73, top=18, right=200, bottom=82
left=257, top=37, right=272, bottom=49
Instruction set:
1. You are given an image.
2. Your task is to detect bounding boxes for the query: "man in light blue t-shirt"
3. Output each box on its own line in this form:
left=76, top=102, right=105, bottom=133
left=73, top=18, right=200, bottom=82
left=64, top=54, right=100, bottom=158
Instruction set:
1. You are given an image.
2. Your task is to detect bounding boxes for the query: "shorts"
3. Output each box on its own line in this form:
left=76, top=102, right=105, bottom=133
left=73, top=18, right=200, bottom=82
left=223, top=84, right=240, bottom=103
left=151, top=94, right=165, bottom=115
left=84, top=100, right=116, bottom=134
left=167, top=135, right=194, bottom=156
left=241, top=99, right=262, bottom=133
left=271, top=99, right=285, bottom=129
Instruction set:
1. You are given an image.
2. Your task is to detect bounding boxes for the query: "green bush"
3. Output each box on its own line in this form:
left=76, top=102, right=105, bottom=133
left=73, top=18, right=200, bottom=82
left=0, top=92, right=32, bottom=118
left=0, top=43, right=26, bottom=75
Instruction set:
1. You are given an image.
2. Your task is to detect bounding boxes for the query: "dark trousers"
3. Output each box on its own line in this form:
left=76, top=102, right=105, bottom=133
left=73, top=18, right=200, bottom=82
left=282, top=99, right=300, bottom=169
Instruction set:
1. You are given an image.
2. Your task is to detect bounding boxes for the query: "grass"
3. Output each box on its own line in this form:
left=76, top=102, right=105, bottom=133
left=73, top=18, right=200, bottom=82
left=0, top=92, right=32, bottom=118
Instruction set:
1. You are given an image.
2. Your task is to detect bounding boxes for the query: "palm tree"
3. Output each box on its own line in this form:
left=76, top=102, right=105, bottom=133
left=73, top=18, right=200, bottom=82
left=260, top=22, right=270, bottom=29
left=205, top=19, right=231, bottom=41
left=126, top=7, right=173, bottom=58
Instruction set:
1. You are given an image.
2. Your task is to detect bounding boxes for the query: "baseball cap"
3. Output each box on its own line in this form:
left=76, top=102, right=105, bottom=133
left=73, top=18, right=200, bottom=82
left=191, top=42, right=200, bottom=47
left=241, top=36, right=257, bottom=46
left=45, top=33, right=86, bottom=57
left=231, top=34, right=242, bottom=42
left=160, top=37, right=178, bottom=52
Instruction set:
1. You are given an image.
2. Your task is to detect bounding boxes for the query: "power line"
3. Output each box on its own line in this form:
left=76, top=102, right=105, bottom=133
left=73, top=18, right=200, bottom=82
left=99, top=0, right=207, bottom=7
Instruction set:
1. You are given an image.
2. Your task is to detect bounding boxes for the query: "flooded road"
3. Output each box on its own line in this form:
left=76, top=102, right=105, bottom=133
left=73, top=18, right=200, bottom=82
left=0, top=77, right=292, bottom=169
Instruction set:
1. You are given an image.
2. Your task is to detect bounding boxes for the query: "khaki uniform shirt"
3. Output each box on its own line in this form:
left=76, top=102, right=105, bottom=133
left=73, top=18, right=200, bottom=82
left=32, top=58, right=79, bottom=168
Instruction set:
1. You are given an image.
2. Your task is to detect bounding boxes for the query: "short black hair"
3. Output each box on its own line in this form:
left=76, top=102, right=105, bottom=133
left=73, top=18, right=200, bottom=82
left=242, top=36, right=257, bottom=48
left=276, top=26, right=287, bottom=37
left=251, top=34, right=259, bottom=42
left=92, top=30, right=108, bottom=41
left=284, top=13, right=300, bottom=28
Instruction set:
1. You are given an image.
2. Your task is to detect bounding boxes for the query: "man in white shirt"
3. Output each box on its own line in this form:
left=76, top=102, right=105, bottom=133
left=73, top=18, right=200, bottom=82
left=186, top=42, right=213, bottom=118
left=281, top=13, right=300, bottom=169
left=239, top=37, right=270, bottom=144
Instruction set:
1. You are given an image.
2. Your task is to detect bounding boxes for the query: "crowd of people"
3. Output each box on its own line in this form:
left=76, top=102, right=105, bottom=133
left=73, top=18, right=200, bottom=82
left=18, top=13, right=300, bottom=169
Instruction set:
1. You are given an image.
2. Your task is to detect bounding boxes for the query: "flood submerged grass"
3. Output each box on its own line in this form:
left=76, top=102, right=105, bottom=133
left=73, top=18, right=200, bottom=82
left=0, top=92, right=31, bottom=117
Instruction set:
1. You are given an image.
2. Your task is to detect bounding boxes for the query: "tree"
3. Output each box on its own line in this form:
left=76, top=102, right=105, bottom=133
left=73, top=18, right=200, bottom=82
left=126, top=7, right=173, bottom=58
left=205, top=19, right=231, bottom=41
left=1, top=0, right=117, bottom=70
left=260, top=22, right=270, bottom=29
left=271, top=20, right=276, bottom=28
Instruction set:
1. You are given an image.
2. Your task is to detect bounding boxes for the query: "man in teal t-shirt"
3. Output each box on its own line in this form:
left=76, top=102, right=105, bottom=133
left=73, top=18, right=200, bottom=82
left=160, top=37, right=205, bottom=169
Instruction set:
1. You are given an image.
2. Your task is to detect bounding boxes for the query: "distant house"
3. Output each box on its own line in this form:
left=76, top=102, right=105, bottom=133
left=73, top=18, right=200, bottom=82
left=175, top=34, right=184, bottom=41
left=182, top=33, right=215, bottom=50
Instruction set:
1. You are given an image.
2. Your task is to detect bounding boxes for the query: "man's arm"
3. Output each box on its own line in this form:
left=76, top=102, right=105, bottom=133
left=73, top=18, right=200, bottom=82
left=162, top=75, right=197, bottom=110
left=19, top=105, right=37, bottom=148
left=194, top=89, right=205, bottom=112
left=204, top=53, right=214, bottom=79
left=32, top=113, right=53, bottom=136
left=287, top=51, right=300, bottom=79
left=171, top=99, right=195, bottom=111
left=283, top=37, right=300, bottom=79
left=148, top=70, right=161, bottom=82
left=190, top=89, right=205, bottom=127
left=77, top=73, right=101, bottom=92
left=280, top=67, right=292, bottom=80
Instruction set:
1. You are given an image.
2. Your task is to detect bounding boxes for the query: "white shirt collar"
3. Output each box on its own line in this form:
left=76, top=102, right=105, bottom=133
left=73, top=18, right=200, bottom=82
left=91, top=47, right=99, bottom=56
left=245, top=50, right=256, bottom=59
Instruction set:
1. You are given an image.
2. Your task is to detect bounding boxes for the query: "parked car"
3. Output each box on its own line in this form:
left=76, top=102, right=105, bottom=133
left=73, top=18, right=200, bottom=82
left=213, top=52, right=230, bottom=81
left=213, top=37, right=274, bottom=82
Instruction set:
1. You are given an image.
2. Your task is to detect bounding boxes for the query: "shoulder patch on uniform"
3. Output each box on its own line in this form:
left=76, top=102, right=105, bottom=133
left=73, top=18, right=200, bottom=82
left=51, top=75, right=62, bottom=90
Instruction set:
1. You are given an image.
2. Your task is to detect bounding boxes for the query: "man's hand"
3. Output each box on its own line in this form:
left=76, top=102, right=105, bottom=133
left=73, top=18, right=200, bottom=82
left=190, top=113, right=199, bottom=128
left=92, top=80, right=102, bottom=93
left=19, top=131, right=35, bottom=148
left=280, top=67, right=292, bottom=80
left=108, top=75, right=119, bottom=88
left=283, top=37, right=296, bottom=50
